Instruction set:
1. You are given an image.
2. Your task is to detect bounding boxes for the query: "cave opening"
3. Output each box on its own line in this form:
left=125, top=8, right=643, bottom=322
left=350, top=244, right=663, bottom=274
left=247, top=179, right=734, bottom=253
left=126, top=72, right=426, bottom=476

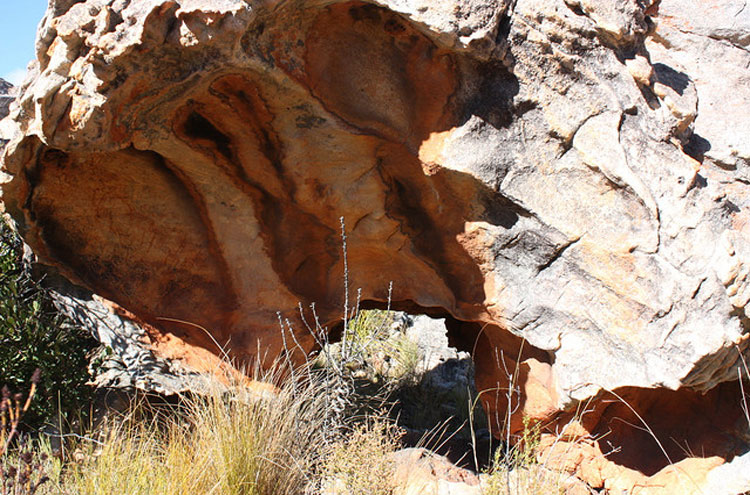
left=320, top=299, right=555, bottom=471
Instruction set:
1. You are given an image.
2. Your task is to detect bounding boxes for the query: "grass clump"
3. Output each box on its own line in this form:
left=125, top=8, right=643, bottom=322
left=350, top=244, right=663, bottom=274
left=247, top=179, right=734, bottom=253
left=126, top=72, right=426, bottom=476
left=42, top=303, right=412, bottom=495
left=56, top=365, right=333, bottom=495
left=34, top=370, right=407, bottom=495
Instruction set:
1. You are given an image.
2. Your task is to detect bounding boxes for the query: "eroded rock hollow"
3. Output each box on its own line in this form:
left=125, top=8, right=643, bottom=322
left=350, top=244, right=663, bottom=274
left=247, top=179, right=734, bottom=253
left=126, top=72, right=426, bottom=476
left=2, top=0, right=750, bottom=491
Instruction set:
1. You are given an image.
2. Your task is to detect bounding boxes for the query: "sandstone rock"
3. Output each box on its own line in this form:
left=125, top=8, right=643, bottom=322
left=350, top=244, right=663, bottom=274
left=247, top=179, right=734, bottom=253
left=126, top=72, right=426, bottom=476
left=322, top=447, right=482, bottom=495
left=647, top=0, right=750, bottom=173
left=0, top=79, right=14, bottom=120
left=537, top=381, right=750, bottom=493
left=391, top=448, right=481, bottom=495
left=0, top=78, right=17, bottom=151
left=1, top=0, right=750, bottom=492
left=480, top=465, right=592, bottom=495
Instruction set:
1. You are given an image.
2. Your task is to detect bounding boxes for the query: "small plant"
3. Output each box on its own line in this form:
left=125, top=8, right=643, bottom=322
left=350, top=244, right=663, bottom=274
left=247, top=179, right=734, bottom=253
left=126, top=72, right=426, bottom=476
left=482, top=417, right=562, bottom=495
left=320, top=309, right=420, bottom=386
left=320, top=416, right=401, bottom=495
left=1, top=370, right=39, bottom=457
left=0, top=445, right=50, bottom=495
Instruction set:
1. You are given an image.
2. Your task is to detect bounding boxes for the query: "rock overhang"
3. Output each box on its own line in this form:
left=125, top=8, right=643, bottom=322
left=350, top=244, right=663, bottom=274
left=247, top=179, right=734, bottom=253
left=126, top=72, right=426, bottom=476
left=2, top=1, right=750, bottom=489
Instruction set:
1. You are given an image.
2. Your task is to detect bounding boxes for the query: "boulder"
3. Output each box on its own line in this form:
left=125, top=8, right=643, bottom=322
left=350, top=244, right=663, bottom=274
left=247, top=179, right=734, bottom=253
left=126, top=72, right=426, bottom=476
left=391, top=448, right=481, bottom=495
left=1, top=0, right=749, bottom=491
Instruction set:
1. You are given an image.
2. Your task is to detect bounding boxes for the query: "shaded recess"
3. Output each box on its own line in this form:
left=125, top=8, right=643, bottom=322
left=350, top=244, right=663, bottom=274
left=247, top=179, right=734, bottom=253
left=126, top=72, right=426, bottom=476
left=28, top=145, right=236, bottom=348
left=561, top=381, right=750, bottom=476
left=303, top=2, right=458, bottom=148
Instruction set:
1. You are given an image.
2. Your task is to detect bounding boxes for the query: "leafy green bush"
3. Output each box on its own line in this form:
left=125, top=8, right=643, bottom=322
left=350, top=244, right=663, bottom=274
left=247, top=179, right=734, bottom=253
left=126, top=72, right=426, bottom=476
left=0, top=220, right=96, bottom=431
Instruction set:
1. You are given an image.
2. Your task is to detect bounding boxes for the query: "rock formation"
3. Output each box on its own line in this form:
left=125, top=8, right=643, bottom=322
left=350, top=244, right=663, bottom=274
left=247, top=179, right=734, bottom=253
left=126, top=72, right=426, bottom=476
left=0, top=79, right=15, bottom=120
left=1, top=0, right=749, bottom=492
left=0, top=78, right=17, bottom=149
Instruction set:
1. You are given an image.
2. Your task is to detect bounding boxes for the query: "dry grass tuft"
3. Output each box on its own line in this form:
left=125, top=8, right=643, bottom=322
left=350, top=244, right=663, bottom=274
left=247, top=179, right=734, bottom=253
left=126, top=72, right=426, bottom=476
left=53, top=364, right=335, bottom=495
left=320, top=417, right=401, bottom=495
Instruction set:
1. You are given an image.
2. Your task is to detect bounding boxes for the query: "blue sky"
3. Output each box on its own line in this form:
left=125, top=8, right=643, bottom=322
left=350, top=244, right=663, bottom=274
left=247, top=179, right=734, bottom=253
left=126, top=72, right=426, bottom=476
left=1, top=1, right=48, bottom=85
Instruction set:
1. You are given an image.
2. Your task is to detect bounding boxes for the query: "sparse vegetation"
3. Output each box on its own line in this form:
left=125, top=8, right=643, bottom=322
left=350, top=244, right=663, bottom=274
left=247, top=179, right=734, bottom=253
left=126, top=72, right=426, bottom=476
left=320, top=417, right=400, bottom=495
left=0, top=282, right=565, bottom=495
left=482, top=417, right=565, bottom=495
left=0, top=219, right=96, bottom=432
left=343, top=309, right=420, bottom=386
left=0, top=237, right=673, bottom=495
left=313, top=308, right=420, bottom=395
left=31, top=355, right=406, bottom=495
left=8, top=297, right=741, bottom=495
left=1, top=370, right=51, bottom=495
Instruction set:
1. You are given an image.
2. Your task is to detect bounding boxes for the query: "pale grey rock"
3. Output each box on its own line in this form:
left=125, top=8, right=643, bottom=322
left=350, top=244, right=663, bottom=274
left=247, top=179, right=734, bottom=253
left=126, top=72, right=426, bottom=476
left=404, top=315, right=470, bottom=375
left=647, top=0, right=750, bottom=174
left=701, top=449, right=750, bottom=495
left=445, top=0, right=750, bottom=401
left=0, top=78, right=16, bottom=151
left=399, top=314, right=478, bottom=433
left=372, top=0, right=509, bottom=56
left=658, top=0, right=750, bottom=49
left=48, top=276, right=208, bottom=395
left=0, top=78, right=14, bottom=120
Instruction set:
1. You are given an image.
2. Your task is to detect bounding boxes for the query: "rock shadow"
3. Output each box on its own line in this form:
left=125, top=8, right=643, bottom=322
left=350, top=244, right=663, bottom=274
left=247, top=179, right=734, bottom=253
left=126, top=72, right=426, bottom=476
left=560, top=381, right=750, bottom=476
left=652, top=62, right=691, bottom=95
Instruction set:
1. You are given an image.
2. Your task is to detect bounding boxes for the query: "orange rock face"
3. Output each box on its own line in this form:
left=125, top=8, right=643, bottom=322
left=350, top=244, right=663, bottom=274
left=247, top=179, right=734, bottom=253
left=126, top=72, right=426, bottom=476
left=2, top=0, right=750, bottom=492
left=9, top=2, right=487, bottom=364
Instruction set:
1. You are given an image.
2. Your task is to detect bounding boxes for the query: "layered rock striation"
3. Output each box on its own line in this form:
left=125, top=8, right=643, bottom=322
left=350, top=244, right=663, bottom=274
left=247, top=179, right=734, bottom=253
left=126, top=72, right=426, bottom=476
left=1, top=0, right=750, bottom=491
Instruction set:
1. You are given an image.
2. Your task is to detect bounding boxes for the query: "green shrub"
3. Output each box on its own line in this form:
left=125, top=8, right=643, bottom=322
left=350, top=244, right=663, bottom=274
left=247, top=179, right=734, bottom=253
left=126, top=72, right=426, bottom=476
left=0, top=220, right=96, bottom=432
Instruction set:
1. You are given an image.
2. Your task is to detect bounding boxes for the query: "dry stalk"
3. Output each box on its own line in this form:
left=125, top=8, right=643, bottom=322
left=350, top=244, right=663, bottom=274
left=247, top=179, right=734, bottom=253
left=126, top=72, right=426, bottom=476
left=0, top=370, right=40, bottom=458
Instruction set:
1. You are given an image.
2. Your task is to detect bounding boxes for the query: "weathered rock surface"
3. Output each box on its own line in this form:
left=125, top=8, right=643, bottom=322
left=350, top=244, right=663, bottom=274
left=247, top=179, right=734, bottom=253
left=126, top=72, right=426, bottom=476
left=0, top=78, right=18, bottom=150
left=49, top=275, right=213, bottom=394
left=647, top=0, right=750, bottom=175
left=0, top=79, right=15, bottom=121
left=1, top=0, right=750, bottom=492
left=391, top=448, right=481, bottom=495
